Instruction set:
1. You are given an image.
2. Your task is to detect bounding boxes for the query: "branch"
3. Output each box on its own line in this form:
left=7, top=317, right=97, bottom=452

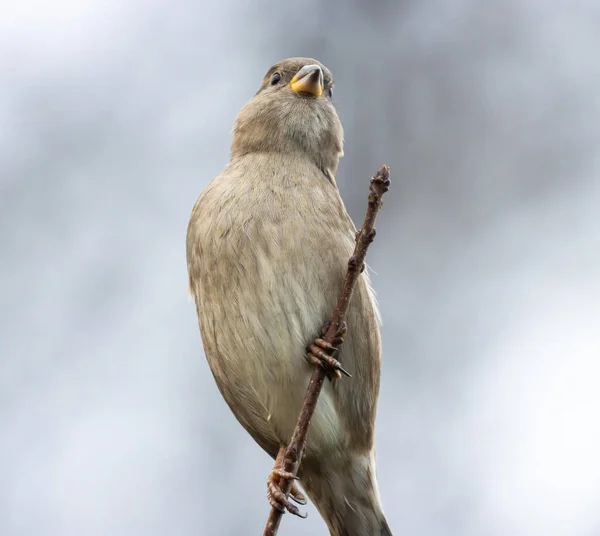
left=262, top=165, right=391, bottom=536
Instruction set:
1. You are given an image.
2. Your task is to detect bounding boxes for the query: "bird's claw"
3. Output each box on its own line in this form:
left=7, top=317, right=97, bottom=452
left=306, top=322, right=350, bottom=380
left=289, top=482, right=307, bottom=505
left=267, top=468, right=307, bottom=518
left=307, top=343, right=351, bottom=379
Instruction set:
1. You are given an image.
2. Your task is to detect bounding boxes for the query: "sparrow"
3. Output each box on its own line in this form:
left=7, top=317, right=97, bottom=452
left=186, top=57, right=392, bottom=536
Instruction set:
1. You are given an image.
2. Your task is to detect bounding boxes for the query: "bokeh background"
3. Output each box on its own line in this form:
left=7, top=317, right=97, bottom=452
left=2, top=1, right=599, bottom=535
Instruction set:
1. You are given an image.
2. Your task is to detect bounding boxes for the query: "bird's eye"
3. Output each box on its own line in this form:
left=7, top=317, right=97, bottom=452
left=270, top=72, right=281, bottom=85
left=328, top=87, right=333, bottom=98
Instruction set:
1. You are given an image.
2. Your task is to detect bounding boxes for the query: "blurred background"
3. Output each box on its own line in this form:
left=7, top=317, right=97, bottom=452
left=1, top=0, right=599, bottom=535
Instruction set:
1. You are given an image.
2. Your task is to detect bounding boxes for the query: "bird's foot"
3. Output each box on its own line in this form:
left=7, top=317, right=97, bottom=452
left=267, top=450, right=307, bottom=518
left=306, top=321, right=350, bottom=380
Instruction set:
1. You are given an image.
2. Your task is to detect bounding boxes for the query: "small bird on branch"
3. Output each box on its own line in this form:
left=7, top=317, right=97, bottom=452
left=187, top=57, right=392, bottom=536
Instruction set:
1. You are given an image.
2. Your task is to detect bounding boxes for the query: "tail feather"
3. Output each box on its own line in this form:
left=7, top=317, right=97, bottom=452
left=299, top=453, right=392, bottom=536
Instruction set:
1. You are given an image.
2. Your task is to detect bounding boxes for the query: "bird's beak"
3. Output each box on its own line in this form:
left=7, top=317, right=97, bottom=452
left=290, top=65, right=324, bottom=97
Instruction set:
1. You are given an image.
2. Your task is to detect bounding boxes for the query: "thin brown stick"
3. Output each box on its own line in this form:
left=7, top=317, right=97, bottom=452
left=262, top=165, right=391, bottom=536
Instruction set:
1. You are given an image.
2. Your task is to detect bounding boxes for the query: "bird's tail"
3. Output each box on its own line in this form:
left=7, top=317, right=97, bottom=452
left=300, top=452, right=392, bottom=536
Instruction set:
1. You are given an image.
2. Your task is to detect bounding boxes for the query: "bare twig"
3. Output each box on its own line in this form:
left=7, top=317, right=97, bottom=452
left=262, top=165, right=391, bottom=536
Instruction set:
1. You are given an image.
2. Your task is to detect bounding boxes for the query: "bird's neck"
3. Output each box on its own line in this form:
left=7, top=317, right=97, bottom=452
left=230, top=144, right=339, bottom=183
left=229, top=150, right=338, bottom=188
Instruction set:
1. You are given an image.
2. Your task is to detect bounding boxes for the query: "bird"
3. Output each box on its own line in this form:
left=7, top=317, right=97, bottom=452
left=186, top=57, right=392, bottom=536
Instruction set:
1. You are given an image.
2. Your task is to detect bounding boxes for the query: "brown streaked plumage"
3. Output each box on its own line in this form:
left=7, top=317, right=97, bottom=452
left=186, top=57, right=392, bottom=536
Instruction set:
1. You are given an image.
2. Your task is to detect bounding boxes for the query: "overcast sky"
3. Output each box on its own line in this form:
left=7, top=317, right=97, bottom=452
left=1, top=1, right=599, bottom=535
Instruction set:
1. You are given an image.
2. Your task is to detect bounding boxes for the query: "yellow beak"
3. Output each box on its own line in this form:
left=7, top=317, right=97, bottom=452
left=290, top=64, right=323, bottom=97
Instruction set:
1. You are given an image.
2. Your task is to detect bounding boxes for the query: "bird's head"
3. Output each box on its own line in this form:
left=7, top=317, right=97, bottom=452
left=231, top=57, right=344, bottom=177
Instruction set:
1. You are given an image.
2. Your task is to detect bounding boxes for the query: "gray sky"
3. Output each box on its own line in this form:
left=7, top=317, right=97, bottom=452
left=1, top=1, right=599, bottom=535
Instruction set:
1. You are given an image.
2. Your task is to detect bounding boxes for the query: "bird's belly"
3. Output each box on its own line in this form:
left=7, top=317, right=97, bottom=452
left=197, top=223, right=349, bottom=455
